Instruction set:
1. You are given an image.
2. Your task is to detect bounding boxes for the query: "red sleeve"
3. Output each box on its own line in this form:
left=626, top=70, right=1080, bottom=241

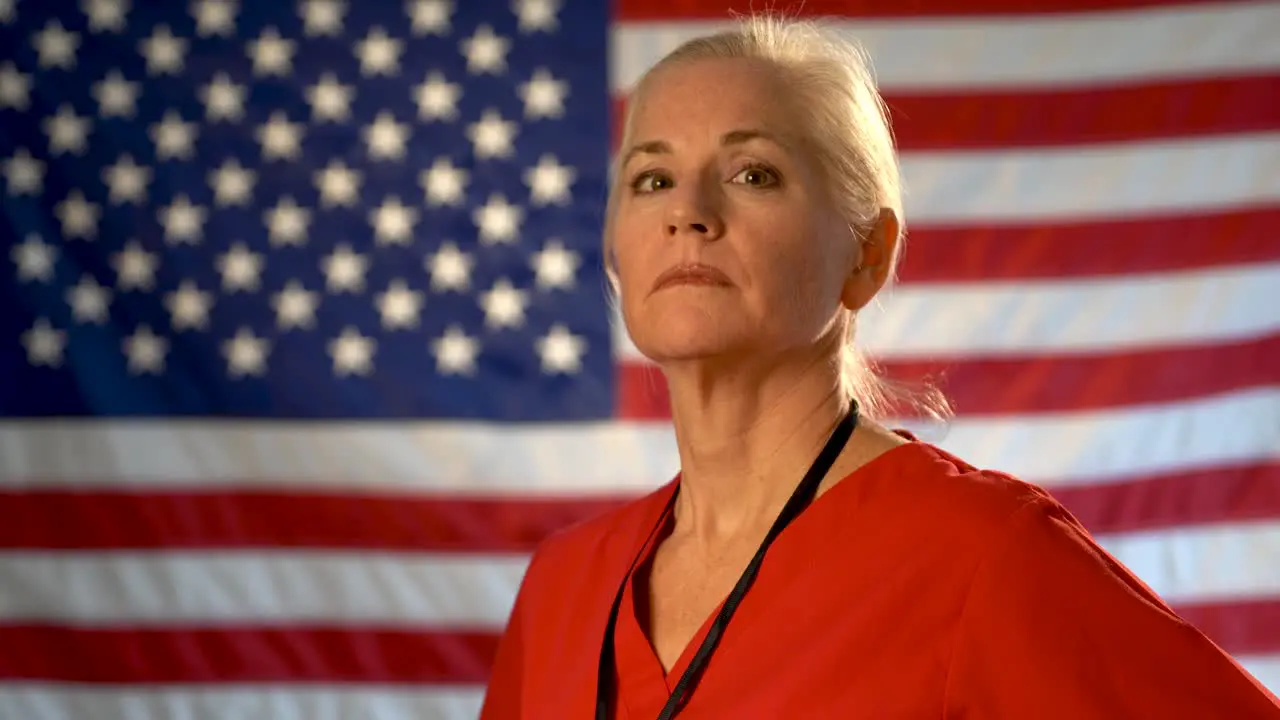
left=944, top=496, right=1280, bottom=719
left=478, top=547, right=545, bottom=720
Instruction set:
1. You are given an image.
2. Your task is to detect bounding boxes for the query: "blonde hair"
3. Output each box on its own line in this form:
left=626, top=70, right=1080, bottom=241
left=605, top=13, right=951, bottom=422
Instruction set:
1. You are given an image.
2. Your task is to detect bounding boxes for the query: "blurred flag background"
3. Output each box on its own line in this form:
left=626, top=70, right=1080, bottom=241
left=1, top=0, right=1277, bottom=718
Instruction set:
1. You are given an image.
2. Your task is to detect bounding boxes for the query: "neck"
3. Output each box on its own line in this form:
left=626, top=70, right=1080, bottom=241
left=662, top=345, right=852, bottom=548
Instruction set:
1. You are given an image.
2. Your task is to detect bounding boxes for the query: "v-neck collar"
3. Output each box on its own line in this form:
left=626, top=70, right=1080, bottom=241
left=613, top=495, right=724, bottom=716
left=605, top=437, right=924, bottom=715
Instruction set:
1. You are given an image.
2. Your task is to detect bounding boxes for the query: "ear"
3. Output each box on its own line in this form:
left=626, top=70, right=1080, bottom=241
left=839, top=207, right=899, bottom=311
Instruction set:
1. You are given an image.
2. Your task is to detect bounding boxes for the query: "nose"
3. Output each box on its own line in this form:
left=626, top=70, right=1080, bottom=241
left=664, top=181, right=725, bottom=241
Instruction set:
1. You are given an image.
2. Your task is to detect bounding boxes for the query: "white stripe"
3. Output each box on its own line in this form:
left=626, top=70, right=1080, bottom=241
left=2, top=388, right=1277, bottom=492
left=1240, top=656, right=1280, bottom=699
left=2, top=520, right=1277, bottom=625
left=614, top=262, right=1280, bottom=360
left=0, top=552, right=527, bottom=626
left=611, top=2, right=1280, bottom=92
left=905, top=387, right=1280, bottom=488
left=0, top=685, right=483, bottom=720
left=1095, top=522, right=1280, bottom=604
left=0, top=419, right=680, bottom=495
left=898, top=134, right=1280, bottom=224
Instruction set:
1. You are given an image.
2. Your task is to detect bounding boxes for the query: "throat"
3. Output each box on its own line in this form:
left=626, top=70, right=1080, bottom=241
left=636, top=527, right=762, bottom=675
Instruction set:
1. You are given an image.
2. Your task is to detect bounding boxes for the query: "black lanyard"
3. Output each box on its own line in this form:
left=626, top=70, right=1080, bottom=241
left=594, top=402, right=860, bottom=720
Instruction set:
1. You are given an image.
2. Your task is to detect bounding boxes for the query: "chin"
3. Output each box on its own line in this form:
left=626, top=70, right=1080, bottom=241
left=627, top=307, right=744, bottom=364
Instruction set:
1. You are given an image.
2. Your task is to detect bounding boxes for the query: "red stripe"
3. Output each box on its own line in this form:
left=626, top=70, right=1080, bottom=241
left=1052, top=461, right=1280, bottom=536
left=615, top=0, right=1240, bottom=20
left=612, top=76, right=1280, bottom=150
left=896, top=206, right=1280, bottom=283
left=2, top=461, right=1278, bottom=551
left=2, top=596, right=1275, bottom=683
left=618, top=334, right=1280, bottom=419
left=1177, top=599, right=1280, bottom=658
left=0, top=490, right=624, bottom=553
left=887, top=76, right=1280, bottom=150
left=0, top=624, right=496, bottom=683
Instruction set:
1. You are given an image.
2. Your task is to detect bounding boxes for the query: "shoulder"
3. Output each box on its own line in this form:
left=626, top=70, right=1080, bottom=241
left=850, top=437, right=1067, bottom=554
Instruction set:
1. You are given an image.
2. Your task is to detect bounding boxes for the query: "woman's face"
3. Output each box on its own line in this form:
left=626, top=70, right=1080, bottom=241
left=610, top=56, right=862, bottom=370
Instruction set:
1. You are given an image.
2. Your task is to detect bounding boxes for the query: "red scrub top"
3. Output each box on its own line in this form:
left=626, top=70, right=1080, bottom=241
left=479, top=440, right=1280, bottom=718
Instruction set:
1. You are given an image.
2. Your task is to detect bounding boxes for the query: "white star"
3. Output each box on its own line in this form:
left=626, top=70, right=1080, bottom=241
left=363, top=111, right=409, bottom=161
left=299, top=0, right=345, bottom=37
left=466, top=109, right=517, bottom=160
left=44, top=105, right=92, bottom=156
left=0, top=0, right=13, bottom=23
left=83, top=0, right=130, bottom=33
left=112, top=240, right=159, bottom=291
left=123, top=325, right=168, bottom=375
left=426, top=241, right=472, bottom=292
left=191, top=0, right=237, bottom=37
left=479, top=278, right=528, bottom=329
left=265, top=196, right=310, bottom=246
left=256, top=111, right=304, bottom=160
left=139, top=25, right=186, bottom=75
left=314, top=159, right=361, bottom=207
left=514, top=0, right=559, bottom=33
left=159, top=194, right=207, bottom=245
left=272, top=280, right=319, bottom=329
left=524, top=153, right=575, bottom=206
left=420, top=156, right=469, bottom=207
left=22, top=318, right=67, bottom=368
left=3, top=148, right=44, bottom=196
left=376, top=278, right=424, bottom=330
left=56, top=190, right=100, bottom=240
left=92, top=70, right=139, bottom=118
left=460, top=24, right=508, bottom=75
left=102, top=155, right=150, bottom=204
left=322, top=244, right=368, bottom=293
left=0, top=63, right=31, bottom=110
left=11, top=234, right=58, bottom=283
left=209, top=158, right=255, bottom=206
left=223, top=327, right=270, bottom=377
left=355, top=27, right=402, bottom=76
left=531, top=238, right=579, bottom=290
left=201, top=72, right=246, bottom=122
left=414, top=71, right=461, bottom=121
left=34, top=20, right=80, bottom=70
left=306, top=72, right=354, bottom=122
left=537, top=323, right=585, bottom=374
left=472, top=194, right=523, bottom=244
left=165, top=279, right=215, bottom=330
left=247, top=27, right=295, bottom=77
left=67, top=274, right=113, bottom=324
left=150, top=110, right=198, bottom=161
left=217, top=242, right=264, bottom=292
left=408, top=0, right=452, bottom=35
left=370, top=196, right=418, bottom=245
left=519, top=68, right=568, bottom=119
left=432, top=325, right=479, bottom=375
left=328, top=327, right=375, bottom=377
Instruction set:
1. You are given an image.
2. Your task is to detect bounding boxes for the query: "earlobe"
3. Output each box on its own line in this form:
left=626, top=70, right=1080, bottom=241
left=838, top=207, right=899, bottom=311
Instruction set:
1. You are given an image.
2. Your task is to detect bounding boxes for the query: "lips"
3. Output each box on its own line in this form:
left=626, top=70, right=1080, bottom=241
left=651, top=263, right=733, bottom=292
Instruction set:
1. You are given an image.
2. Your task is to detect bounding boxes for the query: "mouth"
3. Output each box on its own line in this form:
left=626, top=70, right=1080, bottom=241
left=651, top=263, right=733, bottom=293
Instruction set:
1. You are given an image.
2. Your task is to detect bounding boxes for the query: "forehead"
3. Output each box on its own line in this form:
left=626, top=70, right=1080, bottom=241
left=628, top=57, right=800, bottom=140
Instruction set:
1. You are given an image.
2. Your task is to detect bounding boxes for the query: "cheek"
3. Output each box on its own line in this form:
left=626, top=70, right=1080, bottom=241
left=610, top=229, right=657, bottom=303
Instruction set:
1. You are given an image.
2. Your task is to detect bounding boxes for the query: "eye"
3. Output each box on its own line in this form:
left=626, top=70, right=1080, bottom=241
left=731, top=164, right=780, bottom=187
left=629, top=170, right=673, bottom=194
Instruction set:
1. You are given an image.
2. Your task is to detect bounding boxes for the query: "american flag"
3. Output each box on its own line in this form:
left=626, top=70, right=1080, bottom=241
left=0, top=0, right=1276, bottom=717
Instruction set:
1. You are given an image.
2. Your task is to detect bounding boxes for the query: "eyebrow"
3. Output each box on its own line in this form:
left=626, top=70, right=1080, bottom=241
left=620, top=129, right=786, bottom=168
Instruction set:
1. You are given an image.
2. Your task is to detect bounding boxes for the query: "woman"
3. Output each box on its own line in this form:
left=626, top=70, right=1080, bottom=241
left=480, top=14, right=1280, bottom=719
